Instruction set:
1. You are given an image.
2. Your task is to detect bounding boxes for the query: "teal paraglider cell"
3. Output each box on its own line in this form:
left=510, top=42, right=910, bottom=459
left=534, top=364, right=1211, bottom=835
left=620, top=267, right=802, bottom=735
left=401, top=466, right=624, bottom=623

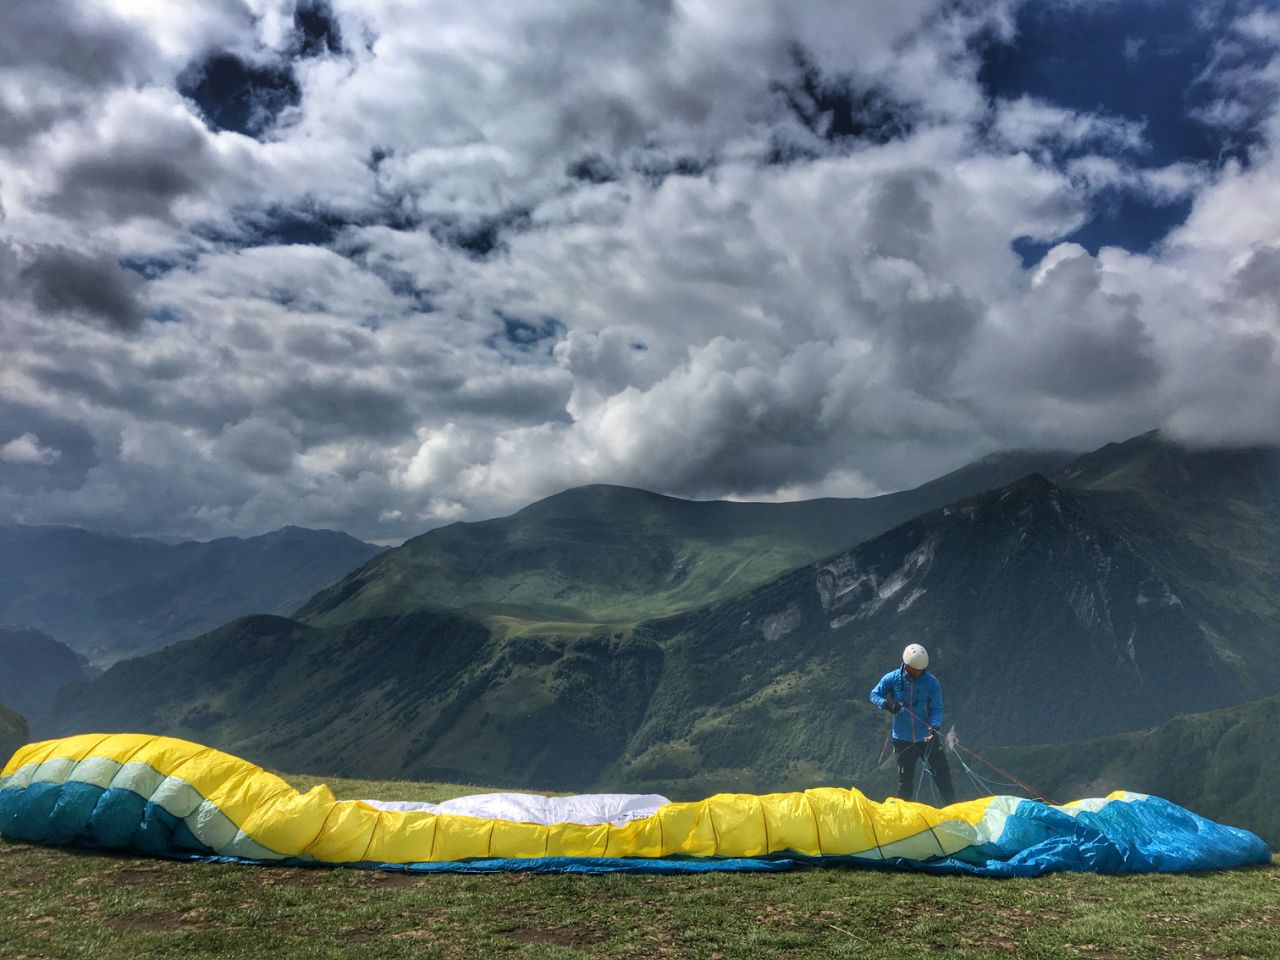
left=47, top=781, right=104, bottom=845
left=88, top=787, right=148, bottom=849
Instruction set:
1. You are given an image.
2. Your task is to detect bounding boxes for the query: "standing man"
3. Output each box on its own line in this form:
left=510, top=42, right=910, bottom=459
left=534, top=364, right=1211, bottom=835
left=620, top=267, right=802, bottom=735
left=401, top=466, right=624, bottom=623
left=869, top=643, right=956, bottom=806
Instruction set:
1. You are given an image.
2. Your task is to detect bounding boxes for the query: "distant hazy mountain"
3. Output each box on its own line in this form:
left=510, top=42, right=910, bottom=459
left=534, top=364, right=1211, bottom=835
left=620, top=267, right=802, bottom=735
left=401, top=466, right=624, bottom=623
left=0, top=525, right=384, bottom=663
left=298, top=448, right=1075, bottom=628
left=0, top=702, right=28, bottom=764
left=0, top=628, right=91, bottom=724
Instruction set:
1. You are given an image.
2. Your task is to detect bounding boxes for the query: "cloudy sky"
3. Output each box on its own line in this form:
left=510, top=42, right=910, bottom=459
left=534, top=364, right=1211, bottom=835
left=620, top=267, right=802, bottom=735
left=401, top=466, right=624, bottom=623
left=2, top=0, right=1279, bottom=542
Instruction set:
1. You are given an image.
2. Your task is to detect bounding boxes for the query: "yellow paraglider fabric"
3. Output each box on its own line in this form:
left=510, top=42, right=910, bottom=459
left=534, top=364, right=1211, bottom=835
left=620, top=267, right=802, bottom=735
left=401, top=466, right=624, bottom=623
left=0, top=734, right=989, bottom=862
left=1, top=734, right=1271, bottom=875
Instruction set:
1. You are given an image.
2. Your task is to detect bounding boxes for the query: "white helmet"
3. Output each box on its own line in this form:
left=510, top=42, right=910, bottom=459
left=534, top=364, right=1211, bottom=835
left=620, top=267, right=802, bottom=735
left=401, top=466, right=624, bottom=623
left=902, top=644, right=929, bottom=670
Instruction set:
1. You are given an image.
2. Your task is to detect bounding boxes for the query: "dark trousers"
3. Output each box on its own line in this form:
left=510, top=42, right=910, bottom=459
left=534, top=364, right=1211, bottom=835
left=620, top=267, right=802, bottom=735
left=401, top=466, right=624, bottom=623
left=893, top=737, right=956, bottom=806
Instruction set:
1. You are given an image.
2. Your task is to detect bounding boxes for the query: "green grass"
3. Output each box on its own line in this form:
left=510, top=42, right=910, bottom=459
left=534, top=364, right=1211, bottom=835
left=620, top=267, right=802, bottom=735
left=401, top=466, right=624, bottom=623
left=2, top=771, right=1277, bottom=959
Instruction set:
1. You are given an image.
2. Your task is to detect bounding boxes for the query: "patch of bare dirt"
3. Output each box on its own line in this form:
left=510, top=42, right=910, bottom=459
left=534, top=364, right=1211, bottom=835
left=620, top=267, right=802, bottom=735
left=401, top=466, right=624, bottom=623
left=753, top=901, right=805, bottom=929
left=504, top=923, right=608, bottom=950
left=355, top=870, right=425, bottom=888
left=1063, top=944, right=1130, bottom=959
left=105, top=912, right=185, bottom=933
left=997, top=904, right=1070, bottom=923
left=102, top=866, right=170, bottom=886
left=391, top=929, right=443, bottom=941
left=248, top=867, right=330, bottom=886
left=104, top=906, right=219, bottom=932
left=959, top=933, right=1020, bottom=953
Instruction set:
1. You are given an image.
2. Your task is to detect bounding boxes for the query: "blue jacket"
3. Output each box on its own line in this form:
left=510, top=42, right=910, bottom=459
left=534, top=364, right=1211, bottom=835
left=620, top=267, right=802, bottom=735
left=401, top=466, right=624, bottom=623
left=869, top=666, right=943, bottom=742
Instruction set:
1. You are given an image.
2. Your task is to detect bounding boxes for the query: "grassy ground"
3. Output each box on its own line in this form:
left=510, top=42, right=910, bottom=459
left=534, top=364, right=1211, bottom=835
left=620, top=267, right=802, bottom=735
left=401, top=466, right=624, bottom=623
left=2, top=772, right=1276, bottom=960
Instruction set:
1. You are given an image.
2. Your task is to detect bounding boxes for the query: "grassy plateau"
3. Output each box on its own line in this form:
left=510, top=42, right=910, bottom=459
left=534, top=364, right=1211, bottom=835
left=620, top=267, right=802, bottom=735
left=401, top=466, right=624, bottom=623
left=1, top=771, right=1276, bottom=960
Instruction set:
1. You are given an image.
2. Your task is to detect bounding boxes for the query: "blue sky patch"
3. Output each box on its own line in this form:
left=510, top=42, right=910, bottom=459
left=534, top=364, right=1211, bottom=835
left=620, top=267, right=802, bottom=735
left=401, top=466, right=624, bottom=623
left=293, top=0, right=344, bottom=58
left=488, top=313, right=566, bottom=357
left=121, top=256, right=179, bottom=280
left=148, top=306, right=185, bottom=325
left=777, top=48, right=914, bottom=146
left=179, top=54, right=301, bottom=138
left=429, top=211, right=532, bottom=259
left=980, top=0, right=1263, bottom=260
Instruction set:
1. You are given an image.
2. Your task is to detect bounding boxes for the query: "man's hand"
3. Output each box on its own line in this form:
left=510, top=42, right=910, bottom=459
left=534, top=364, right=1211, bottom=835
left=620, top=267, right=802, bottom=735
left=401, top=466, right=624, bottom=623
left=882, top=700, right=901, bottom=714
left=928, top=726, right=942, bottom=739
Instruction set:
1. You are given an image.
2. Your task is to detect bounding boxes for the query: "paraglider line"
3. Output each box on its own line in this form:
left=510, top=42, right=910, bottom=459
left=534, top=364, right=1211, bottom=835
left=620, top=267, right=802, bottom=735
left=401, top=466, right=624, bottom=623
left=893, top=702, right=1056, bottom=805
left=952, top=742, right=1057, bottom=806
left=955, top=752, right=1012, bottom=795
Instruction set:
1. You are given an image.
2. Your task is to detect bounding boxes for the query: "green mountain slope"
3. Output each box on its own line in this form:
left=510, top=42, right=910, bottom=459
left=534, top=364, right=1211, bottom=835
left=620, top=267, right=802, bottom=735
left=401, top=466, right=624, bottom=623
left=45, top=434, right=1280, bottom=805
left=0, top=703, right=27, bottom=764
left=49, top=611, right=660, bottom=790
left=983, top=694, right=1280, bottom=846
left=50, top=472, right=1239, bottom=796
left=0, top=628, right=91, bottom=725
left=0, top=524, right=384, bottom=663
left=298, top=450, right=1074, bottom=629
left=1055, top=432, right=1280, bottom=697
left=609, top=472, right=1237, bottom=794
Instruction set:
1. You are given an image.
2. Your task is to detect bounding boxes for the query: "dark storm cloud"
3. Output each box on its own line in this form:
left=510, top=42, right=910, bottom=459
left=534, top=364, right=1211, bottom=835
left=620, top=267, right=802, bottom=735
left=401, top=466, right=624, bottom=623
left=857, top=171, right=984, bottom=391
left=447, top=371, right=573, bottom=423
left=0, top=403, right=97, bottom=494
left=565, top=154, right=618, bottom=185
left=214, top=417, right=298, bottom=476
left=19, top=246, right=146, bottom=331
left=0, top=0, right=146, bottom=86
left=33, top=363, right=254, bottom=430
left=283, top=323, right=377, bottom=365
left=669, top=435, right=844, bottom=499
left=520, top=4, right=690, bottom=156
left=0, top=0, right=151, bottom=144
left=270, top=379, right=416, bottom=442
left=1032, top=310, right=1162, bottom=402
left=865, top=169, right=938, bottom=261
left=1233, top=246, right=1280, bottom=303
left=42, top=119, right=215, bottom=224
left=887, top=296, right=984, bottom=394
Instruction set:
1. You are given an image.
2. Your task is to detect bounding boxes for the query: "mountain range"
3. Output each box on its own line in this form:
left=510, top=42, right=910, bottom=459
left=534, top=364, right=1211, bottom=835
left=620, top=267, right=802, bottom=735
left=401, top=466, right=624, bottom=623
left=297, top=449, right=1073, bottom=629
left=44, top=447, right=1071, bottom=772
left=0, top=628, right=91, bottom=724
left=0, top=524, right=383, bottom=663
left=46, top=431, right=1280, bottom=838
left=0, top=702, right=26, bottom=766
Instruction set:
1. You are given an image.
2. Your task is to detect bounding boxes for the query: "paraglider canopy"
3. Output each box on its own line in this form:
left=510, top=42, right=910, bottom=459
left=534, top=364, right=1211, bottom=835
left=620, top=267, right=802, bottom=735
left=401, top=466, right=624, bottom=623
left=0, top=734, right=1271, bottom=877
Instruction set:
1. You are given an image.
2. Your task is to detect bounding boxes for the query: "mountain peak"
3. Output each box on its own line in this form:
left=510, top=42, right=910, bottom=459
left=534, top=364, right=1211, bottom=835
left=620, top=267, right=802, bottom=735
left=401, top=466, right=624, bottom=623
left=1057, top=430, right=1280, bottom=504
left=513, top=484, right=686, bottom=521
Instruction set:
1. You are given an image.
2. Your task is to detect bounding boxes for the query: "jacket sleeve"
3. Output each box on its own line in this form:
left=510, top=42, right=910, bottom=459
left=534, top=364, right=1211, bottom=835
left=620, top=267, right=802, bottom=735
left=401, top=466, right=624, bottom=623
left=869, top=672, right=892, bottom=709
left=928, top=679, right=944, bottom=728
